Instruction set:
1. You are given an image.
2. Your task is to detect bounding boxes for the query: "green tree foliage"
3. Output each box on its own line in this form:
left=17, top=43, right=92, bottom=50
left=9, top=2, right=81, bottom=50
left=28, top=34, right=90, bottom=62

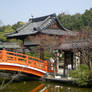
left=58, top=8, right=92, bottom=30
left=0, top=21, right=25, bottom=42
left=0, top=8, right=92, bottom=41
left=0, top=25, right=14, bottom=41
left=12, top=21, right=25, bottom=30
left=26, top=48, right=53, bottom=60
left=82, top=8, right=92, bottom=28
left=69, top=64, right=90, bottom=86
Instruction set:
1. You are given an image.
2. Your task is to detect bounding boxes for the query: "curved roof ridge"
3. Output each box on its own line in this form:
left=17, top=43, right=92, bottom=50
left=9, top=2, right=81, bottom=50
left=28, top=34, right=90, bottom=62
left=29, top=13, right=56, bottom=22
left=37, top=16, right=51, bottom=31
left=55, top=16, right=70, bottom=31
left=16, top=20, right=32, bottom=32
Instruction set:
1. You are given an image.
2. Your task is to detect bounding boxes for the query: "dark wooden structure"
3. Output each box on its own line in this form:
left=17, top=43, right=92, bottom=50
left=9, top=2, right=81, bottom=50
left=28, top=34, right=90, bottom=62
left=7, top=13, right=77, bottom=58
left=7, top=13, right=78, bottom=75
left=0, top=41, right=20, bottom=51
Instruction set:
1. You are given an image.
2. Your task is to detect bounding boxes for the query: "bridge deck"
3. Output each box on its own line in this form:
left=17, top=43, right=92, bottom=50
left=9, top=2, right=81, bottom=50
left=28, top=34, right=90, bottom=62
left=0, top=50, right=56, bottom=77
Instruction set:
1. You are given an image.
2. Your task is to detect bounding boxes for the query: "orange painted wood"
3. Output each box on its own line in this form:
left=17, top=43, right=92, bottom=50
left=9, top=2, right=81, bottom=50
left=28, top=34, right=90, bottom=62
left=0, top=65, right=44, bottom=77
left=0, top=50, right=56, bottom=77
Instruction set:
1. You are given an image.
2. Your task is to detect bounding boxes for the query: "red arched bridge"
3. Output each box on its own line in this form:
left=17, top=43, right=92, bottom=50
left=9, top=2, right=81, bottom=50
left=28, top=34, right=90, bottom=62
left=0, top=50, right=56, bottom=77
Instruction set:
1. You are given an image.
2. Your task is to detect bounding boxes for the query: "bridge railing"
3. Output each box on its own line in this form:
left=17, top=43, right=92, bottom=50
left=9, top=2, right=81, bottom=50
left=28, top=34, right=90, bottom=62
left=0, top=50, right=57, bottom=74
left=47, top=62, right=57, bottom=73
left=0, top=50, right=48, bottom=72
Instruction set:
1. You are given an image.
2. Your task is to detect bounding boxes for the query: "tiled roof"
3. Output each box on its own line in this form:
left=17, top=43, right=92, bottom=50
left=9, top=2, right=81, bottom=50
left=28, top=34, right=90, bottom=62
left=41, top=29, right=77, bottom=36
left=29, top=13, right=56, bottom=22
left=0, top=42, right=20, bottom=49
left=58, top=40, right=91, bottom=50
left=7, top=13, right=77, bottom=38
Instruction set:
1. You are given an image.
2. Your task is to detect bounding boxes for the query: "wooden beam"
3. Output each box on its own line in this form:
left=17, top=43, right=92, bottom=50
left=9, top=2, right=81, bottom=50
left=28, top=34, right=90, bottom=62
left=22, top=39, right=25, bottom=54
left=40, top=47, right=44, bottom=60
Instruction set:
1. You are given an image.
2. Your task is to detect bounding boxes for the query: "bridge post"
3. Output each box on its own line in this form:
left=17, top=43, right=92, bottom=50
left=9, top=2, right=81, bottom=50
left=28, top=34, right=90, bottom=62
left=26, top=55, right=29, bottom=65
left=44, top=61, right=48, bottom=72
left=2, top=50, right=7, bottom=62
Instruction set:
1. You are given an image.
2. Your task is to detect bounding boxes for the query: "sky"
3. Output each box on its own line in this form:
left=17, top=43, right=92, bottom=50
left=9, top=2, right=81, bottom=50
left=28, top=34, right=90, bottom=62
left=0, top=0, right=92, bottom=25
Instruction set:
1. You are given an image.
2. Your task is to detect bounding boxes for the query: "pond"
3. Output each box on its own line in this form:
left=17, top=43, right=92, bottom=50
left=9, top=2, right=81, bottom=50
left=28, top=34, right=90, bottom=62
left=0, top=80, right=92, bottom=92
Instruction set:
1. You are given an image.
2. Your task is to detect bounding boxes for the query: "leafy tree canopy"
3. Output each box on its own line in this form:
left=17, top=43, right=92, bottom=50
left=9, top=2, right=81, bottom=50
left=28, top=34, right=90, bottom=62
left=58, top=8, right=92, bottom=30
left=12, top=21, right=25, bottom=30
left=1, top=8, right=92, bottom=42
left=0, top=21, right=25, bottom=42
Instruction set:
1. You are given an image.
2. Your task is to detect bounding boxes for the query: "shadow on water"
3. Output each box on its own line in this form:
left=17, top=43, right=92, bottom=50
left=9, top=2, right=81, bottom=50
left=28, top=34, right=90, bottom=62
left=0, top=80, right=92, bottom=92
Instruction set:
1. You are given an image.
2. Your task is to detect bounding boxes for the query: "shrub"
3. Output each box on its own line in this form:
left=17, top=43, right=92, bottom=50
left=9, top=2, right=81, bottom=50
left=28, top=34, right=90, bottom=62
left=69, top=64, right=90, bottom=86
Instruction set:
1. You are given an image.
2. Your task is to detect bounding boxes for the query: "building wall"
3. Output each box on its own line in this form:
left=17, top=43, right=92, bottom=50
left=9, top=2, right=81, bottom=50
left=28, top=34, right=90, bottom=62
left=24, top=33, right=65, bottom=48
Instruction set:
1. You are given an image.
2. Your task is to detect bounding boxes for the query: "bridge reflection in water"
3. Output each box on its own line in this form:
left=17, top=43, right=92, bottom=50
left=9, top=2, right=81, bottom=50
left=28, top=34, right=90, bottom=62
left=1, top=81, right=92, bottom=92
left=30, top=83, right=62, bottom=92
left=30, top=83, right=92, bottom=92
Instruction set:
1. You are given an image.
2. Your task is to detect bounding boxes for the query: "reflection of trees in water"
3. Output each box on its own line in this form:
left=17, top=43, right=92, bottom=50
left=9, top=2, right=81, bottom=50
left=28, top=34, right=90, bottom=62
left=30, top=83, right=63, bottom=92
left=30, top=83, right=92, bottom=92
left=0, top=72, right=21, bottom=91
left=0, top=80, right=91, bottom=92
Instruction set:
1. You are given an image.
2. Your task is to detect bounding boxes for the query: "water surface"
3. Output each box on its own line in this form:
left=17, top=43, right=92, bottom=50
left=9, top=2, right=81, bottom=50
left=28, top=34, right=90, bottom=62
left=1, top=80, right=92, bottom=92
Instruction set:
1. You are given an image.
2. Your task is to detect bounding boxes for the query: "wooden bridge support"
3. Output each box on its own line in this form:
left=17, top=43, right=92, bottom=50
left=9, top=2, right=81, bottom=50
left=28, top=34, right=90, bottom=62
left=40, top=47, right=44, bottom=60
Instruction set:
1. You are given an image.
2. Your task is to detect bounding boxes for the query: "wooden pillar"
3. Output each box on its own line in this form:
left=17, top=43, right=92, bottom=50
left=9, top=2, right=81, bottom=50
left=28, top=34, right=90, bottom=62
left=71, top=52, right=73, bottom=69
left=80, top=51, right=83, bottom=64
left=56, top=56, right=59, bottom=74
left=22, top=39, right=25, bottom=54
left=63, top=51, right=66, bottom=76
left=40, top=47, right=44, bottom=60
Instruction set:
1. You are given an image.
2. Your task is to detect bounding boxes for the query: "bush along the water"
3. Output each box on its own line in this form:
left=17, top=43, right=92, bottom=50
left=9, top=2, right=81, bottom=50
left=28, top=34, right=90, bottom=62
left=69, top=64, right=90, bottom=86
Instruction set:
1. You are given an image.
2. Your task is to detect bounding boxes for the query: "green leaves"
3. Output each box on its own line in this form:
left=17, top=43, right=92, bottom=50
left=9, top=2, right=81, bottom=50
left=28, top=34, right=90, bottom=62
left=12, top=21, right=25, bottom=30
left=0, top=21, right=25, bottom=42
left=58, top=8, right=92, bottom=30
left=69, top=64, right=90, bottom=86
left=0, top=25, right=14, bottom=42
